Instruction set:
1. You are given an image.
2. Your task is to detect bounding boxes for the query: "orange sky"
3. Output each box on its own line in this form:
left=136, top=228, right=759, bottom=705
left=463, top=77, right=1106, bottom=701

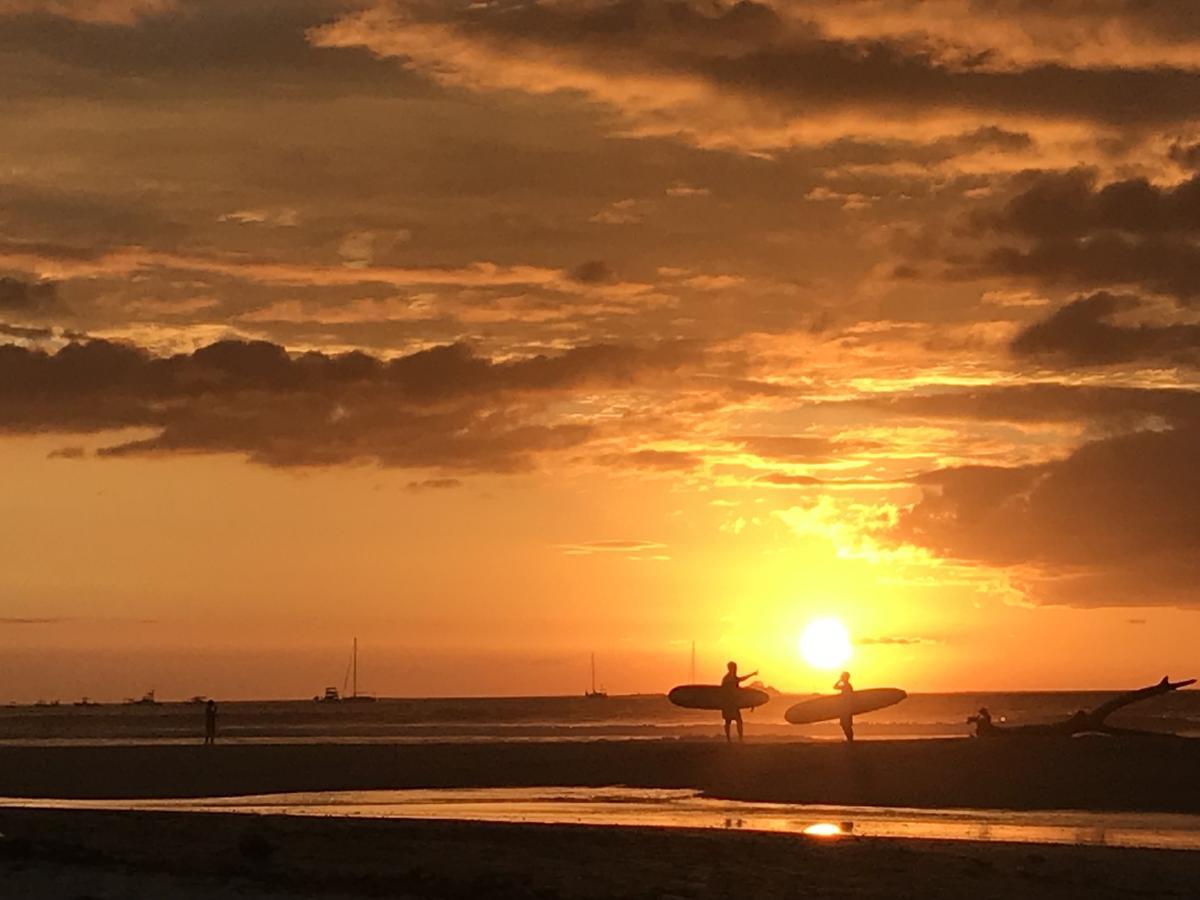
left=2, top=0, right=1199, bottom=701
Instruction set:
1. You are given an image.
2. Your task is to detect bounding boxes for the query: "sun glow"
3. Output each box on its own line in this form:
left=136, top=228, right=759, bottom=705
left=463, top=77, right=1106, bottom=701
left=798, top=617, right=852, bottom=670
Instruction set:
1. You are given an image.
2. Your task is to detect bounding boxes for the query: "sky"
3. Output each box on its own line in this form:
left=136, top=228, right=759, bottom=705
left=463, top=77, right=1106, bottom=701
left=2, top=0, right=1200, bottom=701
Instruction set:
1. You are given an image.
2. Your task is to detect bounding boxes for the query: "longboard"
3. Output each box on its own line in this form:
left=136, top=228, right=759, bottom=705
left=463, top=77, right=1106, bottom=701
left=668, top=684, right=770, bottom=711
left=784, top=688, right=906, bottom=725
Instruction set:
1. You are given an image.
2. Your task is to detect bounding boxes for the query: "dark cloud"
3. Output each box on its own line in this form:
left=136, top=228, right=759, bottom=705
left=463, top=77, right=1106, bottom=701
left=893, top=425, right=1200, bottom=606
left=0, top=0, right=421, bottom=99
left=0, top=322, right=54, bottom=340
left=834, top=383, right=1200, bottom=427
left=1012, top=292, right=1200, bottom=366
left=964, top=170, right=1200, bottom=301
left=858, top=635, right=936, bottom=645
left=0, top=337, right=700, bottom=471
left=600, top=449, right=701, bottom=471
left=985, top=169, right=1200, bottom=238
left=988, top=234, right=1200, bottom=300
left=568, top=260, right=615, bottom=284
left=1170, top=141, right=1200, bottom=170
left=733, top=435, right=881, bottom=462
left=406, top=477, right=462, bottom=491
left=756, top=472, right=824, bottom=486
left=0, top=277, right=57, bottom=315
left=316, top=0, right=1200, bottom=157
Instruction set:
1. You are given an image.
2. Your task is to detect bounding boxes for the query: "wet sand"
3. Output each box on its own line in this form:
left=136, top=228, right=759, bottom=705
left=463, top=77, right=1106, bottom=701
left=2, top=738, right=1198, bottom=812
left=3, top=807, right=1199, bottom=899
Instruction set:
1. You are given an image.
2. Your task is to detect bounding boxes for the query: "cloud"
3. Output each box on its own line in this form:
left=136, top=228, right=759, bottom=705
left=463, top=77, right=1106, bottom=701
left=1012, top=292, right=1200, bottom=366
left=406, top=477, right=462, bottom=491
left=0, top=0, right=175, bottom=25
left=568, top=260, right=615, bottom=284
left=590, top=199, right=650, bottom=225
left=0, top=336, right=702, bottom=471
left=0, top=276, right=58, bottom=316
left=843, top=383, right=1200, bottom=428
left=561, top=539, right=667, bottom=555
left=965, top=170, right=1200, bottom=301
left=792, top=0, right=1200, bottom=72
left=599, top=449, right=701, bottom=471
left=985, top=169, right=1200, bottom=238
left=858, top=635, right=937, bottom=646
left=892, top=425, right=1200, bottom=606
left=312, top=0, right=1200, bottom=155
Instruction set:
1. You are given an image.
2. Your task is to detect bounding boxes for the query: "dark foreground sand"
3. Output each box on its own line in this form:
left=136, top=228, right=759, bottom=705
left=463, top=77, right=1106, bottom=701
left=2, top=738, right=1198, bottom=811
left=3, top=807, right=1200, bottom=899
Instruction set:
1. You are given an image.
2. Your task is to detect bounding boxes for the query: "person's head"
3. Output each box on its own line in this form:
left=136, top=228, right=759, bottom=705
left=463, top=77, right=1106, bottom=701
left=727, top=661, right=737, bottom=674
left=207, top=699, right=215, bottom=708
left=840, top=671, right=851, bottom=682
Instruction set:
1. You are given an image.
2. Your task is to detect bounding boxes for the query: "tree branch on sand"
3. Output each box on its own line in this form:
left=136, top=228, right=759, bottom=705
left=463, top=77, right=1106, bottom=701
left=969, top=677, right=1196, bottom=738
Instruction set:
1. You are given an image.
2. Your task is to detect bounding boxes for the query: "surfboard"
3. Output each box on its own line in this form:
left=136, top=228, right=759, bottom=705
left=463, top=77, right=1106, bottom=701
left=668, top=684, right=771, bottom=711
left=784, top=688, right=907, bottom=725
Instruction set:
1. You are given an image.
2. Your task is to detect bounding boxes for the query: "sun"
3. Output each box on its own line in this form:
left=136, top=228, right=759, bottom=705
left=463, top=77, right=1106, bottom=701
left=798, top=617, right=852, bottom=670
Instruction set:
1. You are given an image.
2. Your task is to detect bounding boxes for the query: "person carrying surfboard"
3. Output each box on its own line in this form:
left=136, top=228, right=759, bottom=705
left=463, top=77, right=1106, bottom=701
left=834, top=671, right=854, bottom=742
left=721, top=661, right=758, bottom=742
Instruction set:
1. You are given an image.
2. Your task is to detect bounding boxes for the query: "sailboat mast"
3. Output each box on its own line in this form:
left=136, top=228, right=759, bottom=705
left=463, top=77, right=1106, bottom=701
left=353, top=637, right=358, bottom=699
left=590, top=652, right=596, bottom=693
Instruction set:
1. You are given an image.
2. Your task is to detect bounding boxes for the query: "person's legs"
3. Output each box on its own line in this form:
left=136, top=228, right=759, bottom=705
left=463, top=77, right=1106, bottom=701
left=723, top=716, right=732, bottom=742
left=840, top=715, right=854, bottom=742
left=736, top=712, right=744, bottom=741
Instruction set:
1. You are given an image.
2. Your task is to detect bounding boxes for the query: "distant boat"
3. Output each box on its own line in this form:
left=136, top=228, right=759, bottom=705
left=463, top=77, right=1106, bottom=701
left=74, top=697, right=98, bottom=707
left=585, top=653, right=607, bottom=699
left=125, top=690, right=157, bottom=706
left=317, top=638, right=375, bottom=703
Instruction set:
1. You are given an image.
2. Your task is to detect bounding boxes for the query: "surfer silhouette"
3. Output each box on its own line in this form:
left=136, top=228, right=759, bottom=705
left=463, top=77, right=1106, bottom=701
left=834, top=671, right=854, bottom=742
left=721, top=661, right=758, bottom=742
left=204, top=699, right=218, bottom=746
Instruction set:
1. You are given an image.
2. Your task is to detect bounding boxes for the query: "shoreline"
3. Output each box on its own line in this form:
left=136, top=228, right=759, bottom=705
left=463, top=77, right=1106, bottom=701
left=3, top=737, right=1198, bottom=813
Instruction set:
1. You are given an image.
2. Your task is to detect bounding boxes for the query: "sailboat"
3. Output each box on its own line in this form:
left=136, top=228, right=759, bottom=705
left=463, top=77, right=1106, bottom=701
left=317, top=638, right=376, bottom=702
left=342, top=637, right=376, bottom=703
left=585, top=652, right=607, bottom=699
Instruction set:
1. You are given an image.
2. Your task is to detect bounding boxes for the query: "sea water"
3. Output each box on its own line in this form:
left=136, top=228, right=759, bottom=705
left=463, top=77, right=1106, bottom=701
left=1, top=691, right=1197, bottom=745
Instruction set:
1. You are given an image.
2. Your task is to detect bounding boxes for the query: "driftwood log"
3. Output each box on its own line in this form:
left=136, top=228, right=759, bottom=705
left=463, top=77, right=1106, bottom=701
left=969, top=676, right=1196, bottom=737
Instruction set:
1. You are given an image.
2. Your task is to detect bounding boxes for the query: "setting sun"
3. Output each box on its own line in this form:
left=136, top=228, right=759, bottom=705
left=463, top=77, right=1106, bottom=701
left=799, top=618, right=853, bottom=670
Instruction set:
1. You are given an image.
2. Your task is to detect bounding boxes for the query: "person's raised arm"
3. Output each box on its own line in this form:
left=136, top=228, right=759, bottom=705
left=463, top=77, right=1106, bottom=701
left=738, top=670, right=758, bottom=683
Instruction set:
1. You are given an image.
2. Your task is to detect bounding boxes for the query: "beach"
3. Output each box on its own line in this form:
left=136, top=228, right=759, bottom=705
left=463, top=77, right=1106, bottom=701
left=4, top=806, right=1200, bottom=899
left=4, top=731, right=1200, bottom=896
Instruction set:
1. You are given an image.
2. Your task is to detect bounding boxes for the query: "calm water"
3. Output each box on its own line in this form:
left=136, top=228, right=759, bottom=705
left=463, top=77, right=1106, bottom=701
left=1, top=691, right=1197, bottom=745
left=6, top=787, right=1200, bottom=851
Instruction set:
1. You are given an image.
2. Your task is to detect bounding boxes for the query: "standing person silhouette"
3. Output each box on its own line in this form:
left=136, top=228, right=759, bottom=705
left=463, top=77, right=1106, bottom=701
left=720, top=661, right=758, bottom=743
left=834, top=671, right=854, bottom=742
left=204, top=699, right=218, bottom=746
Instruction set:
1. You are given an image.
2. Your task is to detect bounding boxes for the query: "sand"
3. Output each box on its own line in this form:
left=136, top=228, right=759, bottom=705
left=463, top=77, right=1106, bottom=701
left=1, top=738, right=1198, bottom=812
left=3, top=739, right=1199, bottom=897
left=3, top=807, right=1200, bottom=899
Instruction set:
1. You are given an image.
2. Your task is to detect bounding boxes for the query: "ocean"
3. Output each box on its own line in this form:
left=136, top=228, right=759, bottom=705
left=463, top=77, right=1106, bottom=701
left=2, top=690, right=1197, bottom=745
